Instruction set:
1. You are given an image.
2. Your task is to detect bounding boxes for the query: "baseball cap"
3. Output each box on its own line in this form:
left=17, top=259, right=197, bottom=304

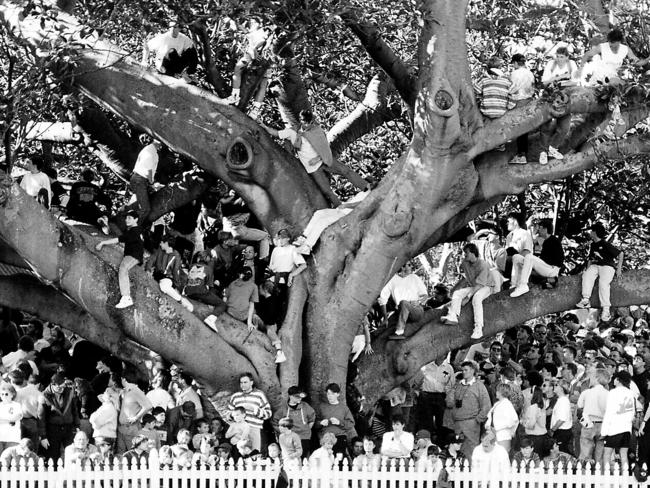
left=415, top=429, right=431, bottom=441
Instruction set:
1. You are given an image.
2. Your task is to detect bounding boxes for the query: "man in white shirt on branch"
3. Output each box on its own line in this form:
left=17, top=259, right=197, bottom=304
left=130, top=135, right=162, bottom=224
left=142, top=20, right=198, bottom=80
left=441, top=243, right=493, bottom=340
left=378, top=263, right=429, bottom=340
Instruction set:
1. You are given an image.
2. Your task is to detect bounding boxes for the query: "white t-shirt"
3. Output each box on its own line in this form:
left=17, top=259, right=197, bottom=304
left=133, top=144, right=159, bottom=181
left=378, top=274, right=427, bottom=306
left=509, top=67, right=535, bottom=100
left=577, top=384, right=608, bottom=422
left=269, top=245, right=306, bottom=276
left=471, top=444, right=511, bottom=488
left=505, top=228, right=533, bottom=253
left=380, top=431, right=414, bottom=458
left=20, top=172, right=52, bottom=203
left=277, top=128, right=322, bottom=174
left=542, top=59, right=578, bottom=85
left=146, top=388, right=174, bottom=410
left=147, top=31, right=193, bottom=70
left=0, top=401, right=23, bottom=443
left=551, top=396, right=573, bottom=430
left=601, top=386, right=636, bottom=436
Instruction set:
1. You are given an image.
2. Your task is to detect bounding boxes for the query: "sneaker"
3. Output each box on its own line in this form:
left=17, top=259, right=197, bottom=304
left=575, top=298, right=591, bottom=309
left=97, top=216, right=110, bottom=235
left=275, top=350, right=287, bottom=364
left=548, top=146, right=564, bottom=160
left=204, top=314, right=219, bottom=333
left=295, top=244, right=312, bottom=255
left=389, top=330, right=406, bottom=340
left=440, top=315, right=458, bottom=326
left=539, top=151, right=548, bottom=165
left=510, top=285, right=529, bottom=298
left=496, top=144, right=506, bottom=152
left=471, top=326, right=483, bottom=340
left=601, top=309, right=612, bottom=321
left=226, top=91, right=240, bottom=104
left=509, top=155, right=527, bottom=165
left=180, top=297, right=194, bottom=312
left=115, top=296, right=133, bottom=309
left=249, top=103, right=262, bottom=120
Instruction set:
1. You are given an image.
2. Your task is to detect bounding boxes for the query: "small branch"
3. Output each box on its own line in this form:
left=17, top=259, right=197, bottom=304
left=310, top=72, right=362, bottom=102
left=339, top=10, right=417, bottom=107
left=189, top=20, right=227, bottom=96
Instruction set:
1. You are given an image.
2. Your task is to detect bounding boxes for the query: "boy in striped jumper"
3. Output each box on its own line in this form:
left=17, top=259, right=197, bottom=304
left=227, top=373, right=272, bottom=451
left=474, top=57, right=515, bottom=120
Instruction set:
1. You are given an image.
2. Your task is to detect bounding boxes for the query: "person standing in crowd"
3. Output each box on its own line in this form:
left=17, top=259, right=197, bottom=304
left=485, top=383, right=519, bottom=452
left=19, top=155, right=52, bottom=207
left=379, top=263, right=429, bottom=340
left=166, top=401, right=196, bottom=445
left=272, top=386, right=316, bottom=457
left=41, top=373, right=78, bottom=461
left=577, top=368, right=609, bottom=464
left=175, top=372, right=203, bottom=420
left=227, top=373, right=272, bottom=451
left=601, top=371, right=637, bottom=467
left=441, top=243, right=494, bottom=340
left=416, top=356, right=455, bottom=438
left=471, top=431, right=511, bottom=487
left=8, top=369, right=43, bottom=450
left=0, top=383, right=23, bottom=454
left=575, top=223, right=624, bottom=322
left=447, top=361, right=491, bottom=458
left=549, top=381, right=574, bottom=455
left=115, top=373, right=152, bottom=455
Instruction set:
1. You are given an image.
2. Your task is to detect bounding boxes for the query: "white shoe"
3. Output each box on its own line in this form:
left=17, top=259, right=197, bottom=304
left=295, top=244, right=311, bottom=255
left=275, top=350, right=287, bottom=363
left=115, top=296, right=134, bottom=309
left=509, top=155, right=527, bottom=165
left=510, top=285, right=529, bottom=298
left=601, top=309, right=612, bottom=321
left=440, top=315, right=458, bottom=326
left=539, top=151, right=548, bottom=165
left=226, top=91, right=240, bottom=104
left=97, top=216, right=110, bottom=235
left=180, top=297, right=194, bottom=312
left=548, top=146, right=564, bottom=160
left=204, top=314, right=219, bottom=332
left=471, top=326, right=483, bottom=340
left=575, top=298, right=591, bottom=309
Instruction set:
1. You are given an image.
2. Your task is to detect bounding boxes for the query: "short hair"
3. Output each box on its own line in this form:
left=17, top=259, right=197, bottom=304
left=27, top=154, right=46, bottom=171
left=326, top=383, right=340, bottom=393
left=319, top=432, right=337, bottom=446
left=81, top=168, right=95, bottom=182
left=538, top=219, right=554, bottom=234
left=463, top=243, right=479, bottom=257
left=501, top=366, right=516, bottom=382
left=594, top=369, right=611, bottom=386
left=152, top=406, right=166, bottom=416
left=527, top=370, right=543, bottom=387
left=18, top=438, right=34, bottom=451
left=179, top=371, right=193, bottom=385
left=279, top=417, right=294, bottom=429
left=362, top=435, right=376, bottom=443
left=556, top=380, right=571, bottom=394
left=240, top=372, right=254, bottom=382
left=0, top=383, right=17, bottom=399
left=613, top=370, right=632, bottom=388
left=391, top=414, right=405, bottom=426
left=507, top=212, right=524, bottom=228
left=590, top=223, right=607, bottom=239
left=18, top=335, right=34, bottom=352
left=564, top=362, right=578, bottom=376
left=555, top=46, right=569, bottom=57
left=541, top=362, right=558, bottom=377
left=218, top=231, right=235, bottom=243
left=496, top=382, right=512, bottom=399
left=607, top=29, right=624, bottom=43
left=298, top=109, right=314, bottom=124
left=487, top=56, right=503, bottom=70
left=125, top=210, right=139, bottom=220
left=511, top=53, right=526, bottom=65
left=460, top=361, right=478, bottom=372
left=433, top=284, right=448, bottom=295
left=520, top=437, right=533, bottom=448
left=563, top=345, right=577, bottom=357
left=141, top=413, right=155, bottom=426
left=519, top=325, right=533, bottom=337
left=177, top=428, right=191, bottom=440
left=131, top=435, right=148, bottom=448
left=233, top=406, right=246, bottom=415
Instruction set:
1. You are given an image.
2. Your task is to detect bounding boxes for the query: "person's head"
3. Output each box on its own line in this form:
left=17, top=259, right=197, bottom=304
left=447, top=433, right=464, bottom=451
left=362, top=435, right=376, bottom=454
left=540, top=362, right=558, bottom=379
left=287, top=385, right=305, bottom=405
left=527, top=344, right=541, bottom=361
left=350, top=437, right=364, bottom=457
left=487, top=56, right=504, bottom=73
left=555, top=46, right=570, bottom=63
left=613, top=370, right=632, bottom=388
left=496, top=382, right=512, bottom=401
left=593, top=368, right=611, bottom=387
left=517, top=326, right=533, bottom=344
left=242, top=246, right=256, bottom=260
left=432, top=284, right=449, bottom=301
left=278, top=417, right=294, bottom=433
left=17, top=335, right=34, bottom=353
left=196, top=418, right=210, bottom=434
left=218, top=231, right=237, bottom=247
left=607, top=28, right=624, bottom=47
left=519, top=437, right=534, bottom=457
left=480, top=431, right=496, bottom=452
left=26, top=319, right=44, bottom=340
left=132, top=435, right=150, bottom=452
left=563, top=345, right=577, bottom=362
left=427, top=445, right=441, bottom=461
left=50, top=373, right=67, bottom=394
left=561, top=362, right=578, bottom=381
left=589, top=223, right=607, bottom=241
left=415, top=429, right=432, bottom=448
left=397, top=262, right=413, bottom=277
left=178, top=371, right=193, bottom=389
left=239, top=373, right=254, bottom=393
left=73, top=430, right=89, bottom=450
left=25, top=154, right=45, bottom=173
left=152, top=406, right=166, bottom=425
left=511, top=53, right=526, bottom=67
left=169, top=19, right=180, bottom=36
left=634, top=354, right=647, bottom=372
left=0, top=383, right=17, bottom=402
left=507, top=213, right=524, bottom=231
left=541, top=379, right=555, bottom=398
left=210, top=417, right=224, bottom=434
left=176, top=428, right=191, bottom=445
left=141, top=413, right=156, bottom=429
left=489, top=341, right=502, bottom=362
left=232, top=406, right=246, bottom=423
left=325, top=383, right=341, bottom=404
left=533, top=323, right=548, bottom=341
left=298, top=109, right=314, bottom=127
left=180, top=401, right=196, bottom=420
left=216, top=443, right=232, bottom=460
left=125, top=210, right=139, bottom=227
left=319, top=432, right=337, bottom=450
left=239, top=266, right=254, bottom=282
left=236, top=438, right=253, bottom=455
left=267, top=442, right=280, bottom=459
left=463, top=243, right=480, bottom=263
left=391, top=414, right=405, bottom=432
left=554, top=380, right=570, bottom=396
left=275, top=229, right=291, bottom=247
left=460, top=361, right=477, bottom=380
left=8, top=369, right=26, bottom=387
left=160, top=234, right=176, bottom=252
left=548, top=438, right=561, bottom=455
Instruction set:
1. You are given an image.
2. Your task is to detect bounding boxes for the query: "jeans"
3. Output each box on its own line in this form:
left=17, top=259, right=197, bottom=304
left=448, top=286, right=492, bottom=328
left=581, top=265, right=616, bottom=308
left=119, top=256, right=140, bottom=298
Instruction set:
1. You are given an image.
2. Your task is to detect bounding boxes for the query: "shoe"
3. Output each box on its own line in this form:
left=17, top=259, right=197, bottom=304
left=509, top=155, right=527, bottom=165
left=548, top=146, right=564, bottom=160
left=275, top=350, right=287, bottom=364
left=539, top=151, right=548, bottom=165
left=576, top=298, right=591, bottom=309
left=292, top=235, right=307, bottom=247
left=226, top=91, right=240, bottom=104
left=97, top=216, right=110, bottom=235
left=115, top=296, right=133, bottom=309
left=601, top=309, right=612, bottom=321
left=510, top=285, right=529, bottom=298
left=496, top=144, right=506, bottom=151
left=542, top=278, right=558, bottom=289
left=295, top=244, right=311, bottom=255
left=204, top=314, right=219, bottom=333
left=471, top=326, right=483, bottom=340
left=440, top=315, right=459, bottom=326
left=180, top=297, right=194, bottom=312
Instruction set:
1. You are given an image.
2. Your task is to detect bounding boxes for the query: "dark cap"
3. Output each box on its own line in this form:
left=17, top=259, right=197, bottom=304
left=287, top=386, right=306, bottom=398
left=415, top=429, right=431, bottom=441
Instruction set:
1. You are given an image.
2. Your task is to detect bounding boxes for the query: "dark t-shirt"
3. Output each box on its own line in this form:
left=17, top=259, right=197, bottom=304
left=540, top=235, right=564, bottom=268
left=588, top=240, right=620, bottom=268
left=119, top=226, right=145, bottom=263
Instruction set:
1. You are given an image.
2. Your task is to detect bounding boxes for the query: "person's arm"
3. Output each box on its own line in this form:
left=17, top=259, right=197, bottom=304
left=127, top=389, right=153, bottom=424
left=615, top=251, right=624, bottom=277
left=260, top=123, right=280, bottom=138
left=580, top=45, right=602, bottom=67
left=141, top=39, right=150, bottom=66
left=246, top=301, right=255, bottom=331
left=95, top=237, right=119, bottom=251
left=363, top=321, right=373, bottom=355
left=378, top=280, right=393, bottom=324
left=476, top=384, right=492, bottom=423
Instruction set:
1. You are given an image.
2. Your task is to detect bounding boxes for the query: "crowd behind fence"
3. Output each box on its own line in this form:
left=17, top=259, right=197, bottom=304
left=0, top=455, right=648, bottom=488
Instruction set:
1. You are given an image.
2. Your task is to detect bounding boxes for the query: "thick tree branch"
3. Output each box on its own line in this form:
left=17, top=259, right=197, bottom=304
left=327, top=74, right=403, bottom=158
left=358, top=269, right=650, bottom=406
left=339, top=10, right=417, bottom=107
left=188, top=20, right=228, bottom=96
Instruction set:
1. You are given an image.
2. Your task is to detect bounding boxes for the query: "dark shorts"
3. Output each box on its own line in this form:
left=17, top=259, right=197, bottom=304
left=603, top=432, right=631, bottom=449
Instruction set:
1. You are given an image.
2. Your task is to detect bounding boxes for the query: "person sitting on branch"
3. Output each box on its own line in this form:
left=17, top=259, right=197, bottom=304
left=142, top=20, right=198, bottom=82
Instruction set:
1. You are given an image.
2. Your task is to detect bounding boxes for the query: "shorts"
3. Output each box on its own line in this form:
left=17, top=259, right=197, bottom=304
left=603, top=432, right=630, bottom=449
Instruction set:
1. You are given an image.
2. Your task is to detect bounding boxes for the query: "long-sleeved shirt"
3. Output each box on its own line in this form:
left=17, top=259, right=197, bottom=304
left=378, top=274, right=427, bottom=306
left=279, top=431, right=303, bottom=459
left=475, top=71, right=513, bottom=119
left=486, top=398, right=519, bottom=441
left=0, top=400, right=23, bottom=443
left=462, top=258, right=490, bottom=288
left=447, top=378, right=491, bottom=423
left=145, top=248, right=182, bottom=285
left=506, top=228, right=534, bottom=253
left=227, top=389, right=272, bottom=429
left=272, top=401, right=316, bottom=440
left=316, top=402, right=357, bottom=439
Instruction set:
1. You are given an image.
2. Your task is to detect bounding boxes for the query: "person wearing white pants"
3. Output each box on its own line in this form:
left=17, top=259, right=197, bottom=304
left=576, top=223, right=623, bottom=322
left=511, top=253, right=560, bottom=291
left=441, top=243, right=493, bottom=339
left=504, top=213, right=534, bottom=298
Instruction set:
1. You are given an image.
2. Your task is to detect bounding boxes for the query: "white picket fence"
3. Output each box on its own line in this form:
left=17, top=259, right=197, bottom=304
left=0, top=456, right=647, bottom=487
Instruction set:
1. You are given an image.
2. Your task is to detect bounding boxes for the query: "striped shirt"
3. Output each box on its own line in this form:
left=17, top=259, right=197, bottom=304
left=227, top=389, right=271, bottom=429
left=475, top=72, right=513, bottom=119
